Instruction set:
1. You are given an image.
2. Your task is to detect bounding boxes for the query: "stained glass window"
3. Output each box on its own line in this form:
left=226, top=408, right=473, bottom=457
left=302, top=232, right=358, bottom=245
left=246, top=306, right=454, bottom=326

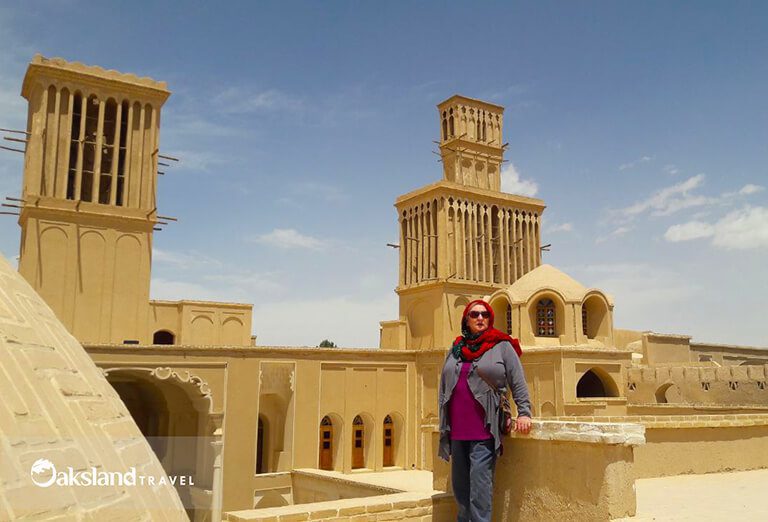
left=536, top=299, right=556, bottom=337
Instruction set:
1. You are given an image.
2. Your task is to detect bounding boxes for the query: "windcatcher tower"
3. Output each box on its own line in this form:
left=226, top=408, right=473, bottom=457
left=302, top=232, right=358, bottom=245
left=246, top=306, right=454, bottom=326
left=380, top=95, right=546, bottom=350
left=16, top=55, right=170, bottom=344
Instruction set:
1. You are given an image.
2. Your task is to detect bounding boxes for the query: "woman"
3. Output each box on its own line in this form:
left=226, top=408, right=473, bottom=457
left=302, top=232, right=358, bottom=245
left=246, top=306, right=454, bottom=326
left=438, top=299, right=532, bottom=522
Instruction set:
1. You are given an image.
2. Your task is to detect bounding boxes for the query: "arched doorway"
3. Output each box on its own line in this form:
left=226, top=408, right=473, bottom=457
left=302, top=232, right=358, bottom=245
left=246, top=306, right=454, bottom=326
left=107, top=372, right=201, bottom=518
left=103, top=368, right=217, bottom=520
left=352, top=415, right=364, bottom=469
left=319, top=416, right=333, bottom=471
left=383, top=415, right=394, bottom=467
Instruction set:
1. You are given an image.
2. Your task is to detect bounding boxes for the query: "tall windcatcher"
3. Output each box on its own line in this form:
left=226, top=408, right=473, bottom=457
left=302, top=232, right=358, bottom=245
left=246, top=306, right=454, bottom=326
left=381, top=95, right=546, bottom=350
left=16, top=55, right=170, bottom=344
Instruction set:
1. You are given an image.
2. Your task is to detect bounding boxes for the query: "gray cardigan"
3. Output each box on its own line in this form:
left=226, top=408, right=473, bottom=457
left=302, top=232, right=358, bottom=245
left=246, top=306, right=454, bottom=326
left=438, top=341, right=532, bottom=460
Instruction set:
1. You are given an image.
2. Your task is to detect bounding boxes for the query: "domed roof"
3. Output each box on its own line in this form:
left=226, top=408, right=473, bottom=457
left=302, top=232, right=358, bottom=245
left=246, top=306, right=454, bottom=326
left=501, top=264, right=590, bottom=303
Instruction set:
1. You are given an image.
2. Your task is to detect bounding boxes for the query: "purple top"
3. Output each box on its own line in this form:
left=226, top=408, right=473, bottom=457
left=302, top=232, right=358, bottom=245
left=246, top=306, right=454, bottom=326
left=449, top=362, right=493, bottom=440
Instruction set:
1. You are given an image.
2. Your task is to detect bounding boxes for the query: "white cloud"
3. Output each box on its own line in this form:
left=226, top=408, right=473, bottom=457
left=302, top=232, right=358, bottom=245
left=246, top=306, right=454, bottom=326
left=663, top=164, right=680, bottom=175
left=664, top=206, right=768, bottom=250
left=664, top=221, right=714, bottom=242
left=214, top=87, right=303, bottom=114
left=620, top=175, right=765, bottom=222
left=739, top=184, right=764, bottom=196
left=151, top=278, right=231, bottom=302
left=204, top=271, right=284, bottom=294
left=153, top=249, right=224, bottom=270
left=500, top=163, right=538, bottom=197
left=546, top=222, right=573, bottom=233
left=622, top=174, right=713, bottom=217
left=574, top=263, right=698, bottom=307
left=596, top=226, right=632, bottom=244
left=163, top=111, right=240, bottom=138
left=711, top=206, right=768, bottom=250
left=619, top=155, right=653, bottom=171
left=163, top=149, right=231, bottom=172
left=252, top=294, right=397, bottom=347
left=251, top=228, right=327, bottom=250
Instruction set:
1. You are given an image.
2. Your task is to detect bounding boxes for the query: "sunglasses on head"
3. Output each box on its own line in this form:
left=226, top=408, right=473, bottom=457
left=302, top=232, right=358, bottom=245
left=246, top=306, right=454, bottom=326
left=468, top=310, right=491, bottom=319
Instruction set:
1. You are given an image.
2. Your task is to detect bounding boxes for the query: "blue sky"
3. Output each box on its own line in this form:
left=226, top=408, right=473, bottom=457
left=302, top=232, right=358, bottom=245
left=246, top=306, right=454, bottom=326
left=0, top=1, right=766, bottom=347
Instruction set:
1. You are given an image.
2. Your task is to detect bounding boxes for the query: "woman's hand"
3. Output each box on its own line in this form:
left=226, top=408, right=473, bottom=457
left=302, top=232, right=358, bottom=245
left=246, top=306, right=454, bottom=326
left=514, top=415, right=532, bottom=434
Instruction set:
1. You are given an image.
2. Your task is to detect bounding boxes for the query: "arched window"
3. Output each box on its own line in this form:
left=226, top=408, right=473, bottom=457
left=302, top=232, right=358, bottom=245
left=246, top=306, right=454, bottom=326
left=152, top=330, right=174, bottom=345
left=319, top=416, right=333, bottom=471
left=536, top=299, right=556, bottom=337
left=383, top=415, right=394, bottom=467
left=506, top=306, right=512, bottom=335
left=582, top=306, right=588, bottom=336
left=448, top=108, right=455, bottom=137
left=352, top=415, right=364, bottom=469
left=442, top=111, right=448, bottom=140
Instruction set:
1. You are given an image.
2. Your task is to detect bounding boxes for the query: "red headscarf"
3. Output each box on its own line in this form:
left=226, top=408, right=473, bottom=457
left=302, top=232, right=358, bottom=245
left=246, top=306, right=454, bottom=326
left=451, top=299, right=522, bottom=361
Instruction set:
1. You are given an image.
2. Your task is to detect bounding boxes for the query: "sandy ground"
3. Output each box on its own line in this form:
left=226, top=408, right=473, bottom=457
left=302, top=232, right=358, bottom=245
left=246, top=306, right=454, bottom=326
left=613, top=469, right=768, bottom=521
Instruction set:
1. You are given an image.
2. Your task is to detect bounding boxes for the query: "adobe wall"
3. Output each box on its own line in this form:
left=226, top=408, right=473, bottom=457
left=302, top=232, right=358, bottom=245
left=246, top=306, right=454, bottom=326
left=690, top=342, right=768, bottom=366
left=631, top=416, right=768, bottom=478
left=627, top=364, right=768, bottom=406
left=432, top=420, right=644, bottom=521
left=86, top=344, right=422, bottom=513
left=544, top=414, right=768, bottom=479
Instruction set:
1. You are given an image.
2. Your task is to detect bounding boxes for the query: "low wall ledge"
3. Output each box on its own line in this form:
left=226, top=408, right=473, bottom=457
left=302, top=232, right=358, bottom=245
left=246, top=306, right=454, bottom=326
left=509, top=420, right=646, bottom=446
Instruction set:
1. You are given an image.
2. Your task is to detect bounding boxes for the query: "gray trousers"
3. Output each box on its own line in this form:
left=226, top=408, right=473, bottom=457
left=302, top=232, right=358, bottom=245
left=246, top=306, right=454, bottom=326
left=450, top=439, right=496, bottom=522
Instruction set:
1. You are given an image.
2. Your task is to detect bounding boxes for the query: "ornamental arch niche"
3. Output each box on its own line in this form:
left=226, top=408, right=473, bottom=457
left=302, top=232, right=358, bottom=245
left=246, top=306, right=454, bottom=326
left=102, top=367, right=218, bottom=519
left=407, top=299, right=433, bottom=349
left=655, top=382, right=683, bottom=404
left=452, top=296, right=470, bottom=333
left=576, top=367, right=619, bottom=398
left=582, top=293, right=611, bottom=341
left=489, top=294, right=513, bottom=335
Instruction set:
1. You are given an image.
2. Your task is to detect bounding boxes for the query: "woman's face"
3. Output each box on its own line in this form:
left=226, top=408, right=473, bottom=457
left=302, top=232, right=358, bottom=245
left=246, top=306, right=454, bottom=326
left=466, top=304, right=490, bottom=335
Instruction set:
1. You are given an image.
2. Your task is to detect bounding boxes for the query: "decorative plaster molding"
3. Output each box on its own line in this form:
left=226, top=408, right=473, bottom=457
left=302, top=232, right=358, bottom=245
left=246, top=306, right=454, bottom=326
left=151, top=367, right=212, bottom=399
left=102, top=366, right=213, bottom=407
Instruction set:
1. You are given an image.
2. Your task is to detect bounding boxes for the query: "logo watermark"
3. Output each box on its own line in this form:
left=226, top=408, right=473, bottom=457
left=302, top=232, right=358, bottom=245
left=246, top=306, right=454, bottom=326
left=30, top=458, right=194, bottom=488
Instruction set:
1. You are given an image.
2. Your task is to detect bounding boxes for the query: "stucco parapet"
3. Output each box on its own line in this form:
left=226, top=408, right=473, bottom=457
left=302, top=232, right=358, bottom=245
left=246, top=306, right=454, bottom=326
left=522, top=345, right=632, bottom=357
left=690, top=342, right=768, bottom=353
left=150, top=299, right=253, bottom=309
left=23, top=54, right=169, bottom=97
left=508, top=420, right=645, bottom=446
left=84, top=344, right=421, bottom=359
left=438, top=94, right=505, bottom=112
left=548, top=413, right=768, bottom=429
left=644, top=332, right=693, bottom=342
left=395, top=180, right=545, bottom=211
